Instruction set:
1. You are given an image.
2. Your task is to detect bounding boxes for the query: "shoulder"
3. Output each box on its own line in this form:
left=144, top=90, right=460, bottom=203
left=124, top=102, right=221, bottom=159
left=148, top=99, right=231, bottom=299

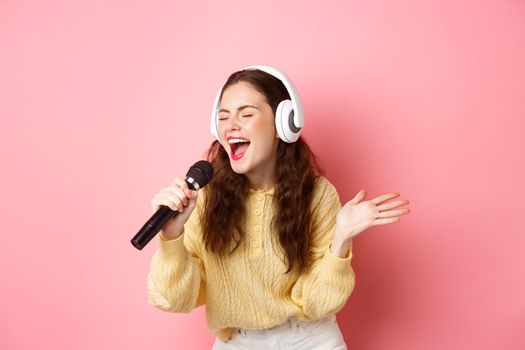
left=313, top=175, right=336, bottom=189
left=312, top=175, right=340, bottom=200
left=311, top=175, right=341, bottom=210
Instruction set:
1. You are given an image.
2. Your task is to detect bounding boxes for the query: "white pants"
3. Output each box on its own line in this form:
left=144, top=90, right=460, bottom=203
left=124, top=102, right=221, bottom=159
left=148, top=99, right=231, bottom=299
left=212, top=314, right=348, bottom=350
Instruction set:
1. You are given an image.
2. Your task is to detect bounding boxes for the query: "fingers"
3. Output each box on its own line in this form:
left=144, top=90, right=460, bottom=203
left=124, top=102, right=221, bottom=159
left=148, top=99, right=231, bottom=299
left=349, top=189, right=367, bottom=204
left=172, top=177, right=198, bottom=199
left=377, top=199, right=410, bottom=211
left=151, top=177, right=197, bottom=213
left=377, top=208, right=410, bottom=219
left=374, top=198, right=411, bottom=226
left=151, top=191, right=184, bottom=212
left=151, top=194, right=178, bottom=212
left=374, top=217, right=400, bottom=225
left=372, top=192, right=400, bottom=205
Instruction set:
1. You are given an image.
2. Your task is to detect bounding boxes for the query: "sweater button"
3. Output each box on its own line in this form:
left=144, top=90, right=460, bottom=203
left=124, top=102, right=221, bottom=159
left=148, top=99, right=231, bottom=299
left=257, top=194, right=264, bottom=201
left=255, top=226, right=261, bottom=232
left=255, top=209, right=261, bottom=216
left=253, top=242, right=259, bottom=248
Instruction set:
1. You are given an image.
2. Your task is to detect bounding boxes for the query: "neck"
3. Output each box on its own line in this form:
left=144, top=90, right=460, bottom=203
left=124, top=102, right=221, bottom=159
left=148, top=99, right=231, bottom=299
left=245, top=159, right=277, bottom=191
left=243, top=139, right=279, bottom=191
left=246, top=171, right=276, bottom=191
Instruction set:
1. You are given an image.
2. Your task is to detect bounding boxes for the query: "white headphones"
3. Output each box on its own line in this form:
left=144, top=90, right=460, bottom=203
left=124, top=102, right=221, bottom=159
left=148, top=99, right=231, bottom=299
left=210, top=65, right=304, bottom=143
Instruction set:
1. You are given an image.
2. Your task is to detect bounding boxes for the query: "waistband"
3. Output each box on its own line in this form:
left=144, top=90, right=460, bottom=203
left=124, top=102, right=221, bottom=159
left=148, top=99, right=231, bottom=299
left=235, top=314, right=336, bottom=336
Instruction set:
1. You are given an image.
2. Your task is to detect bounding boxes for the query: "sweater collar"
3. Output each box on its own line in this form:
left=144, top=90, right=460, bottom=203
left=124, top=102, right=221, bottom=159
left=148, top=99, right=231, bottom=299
left=248, top=187, right=275, bottom=195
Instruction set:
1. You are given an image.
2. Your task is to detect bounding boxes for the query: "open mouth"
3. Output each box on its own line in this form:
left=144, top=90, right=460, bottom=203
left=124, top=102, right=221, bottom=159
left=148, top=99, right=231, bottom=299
left=228, top=138, right=251, bottom=160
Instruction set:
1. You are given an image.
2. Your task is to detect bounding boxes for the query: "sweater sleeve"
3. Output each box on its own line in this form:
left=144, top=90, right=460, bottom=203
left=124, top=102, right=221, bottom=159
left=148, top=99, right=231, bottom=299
left=146, top=191, right=207, bottom=313
left=290, top=178, right=356, bottom=319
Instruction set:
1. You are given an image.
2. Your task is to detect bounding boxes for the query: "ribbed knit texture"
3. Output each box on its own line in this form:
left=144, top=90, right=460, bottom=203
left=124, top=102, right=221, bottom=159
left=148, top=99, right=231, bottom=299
left=147, top=176, right=356, bottom=342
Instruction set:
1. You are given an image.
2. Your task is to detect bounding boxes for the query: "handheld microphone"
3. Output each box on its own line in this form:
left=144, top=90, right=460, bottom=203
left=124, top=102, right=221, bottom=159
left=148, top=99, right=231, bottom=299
left=131, top=160, right=214, bottom=250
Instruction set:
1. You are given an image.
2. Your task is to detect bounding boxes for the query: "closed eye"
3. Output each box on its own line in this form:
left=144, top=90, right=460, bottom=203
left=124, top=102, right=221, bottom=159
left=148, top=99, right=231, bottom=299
left=218, top=114, right=252, bottom=120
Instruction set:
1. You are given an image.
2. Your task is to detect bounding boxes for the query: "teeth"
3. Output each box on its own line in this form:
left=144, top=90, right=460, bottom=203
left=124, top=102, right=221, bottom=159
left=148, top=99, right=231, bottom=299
left=228, top=138, right=250, bottom=144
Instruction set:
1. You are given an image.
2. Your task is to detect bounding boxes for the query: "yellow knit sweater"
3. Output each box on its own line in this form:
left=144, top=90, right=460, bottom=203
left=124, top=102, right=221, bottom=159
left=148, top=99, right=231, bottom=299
left=146, top=176, right=356, bottom=342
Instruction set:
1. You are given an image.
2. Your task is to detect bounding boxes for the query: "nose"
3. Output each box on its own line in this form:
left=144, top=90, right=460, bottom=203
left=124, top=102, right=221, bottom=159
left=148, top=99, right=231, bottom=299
left=224, top=115, right=241, bottom=133
left=218, top=115, right=241, bottom=143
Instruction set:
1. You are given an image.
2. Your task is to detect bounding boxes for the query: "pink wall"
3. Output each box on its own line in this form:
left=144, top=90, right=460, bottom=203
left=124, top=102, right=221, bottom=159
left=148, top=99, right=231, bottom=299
left=1, top=0, right=524, bottom=349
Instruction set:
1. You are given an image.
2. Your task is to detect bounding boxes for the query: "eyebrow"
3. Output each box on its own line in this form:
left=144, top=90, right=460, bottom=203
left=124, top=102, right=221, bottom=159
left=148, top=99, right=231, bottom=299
left=218, top=105, right=259, bottom=114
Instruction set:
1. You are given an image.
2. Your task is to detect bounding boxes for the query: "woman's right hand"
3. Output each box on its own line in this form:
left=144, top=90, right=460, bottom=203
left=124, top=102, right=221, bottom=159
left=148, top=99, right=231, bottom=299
left=150, top=177, right=199, bottom=240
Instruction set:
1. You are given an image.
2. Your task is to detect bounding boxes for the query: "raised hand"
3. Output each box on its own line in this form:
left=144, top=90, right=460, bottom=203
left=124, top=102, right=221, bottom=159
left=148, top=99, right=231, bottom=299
left=334, top=190, right=410, bottom=245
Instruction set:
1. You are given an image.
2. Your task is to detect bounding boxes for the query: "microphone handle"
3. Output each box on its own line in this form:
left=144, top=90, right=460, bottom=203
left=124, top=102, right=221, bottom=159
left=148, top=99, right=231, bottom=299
left=130, top=178, right=197, bottom=250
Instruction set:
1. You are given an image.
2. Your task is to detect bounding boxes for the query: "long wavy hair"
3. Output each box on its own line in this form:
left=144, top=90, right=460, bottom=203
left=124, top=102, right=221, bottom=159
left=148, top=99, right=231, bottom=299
left=202, top=68, right=324, bottom=274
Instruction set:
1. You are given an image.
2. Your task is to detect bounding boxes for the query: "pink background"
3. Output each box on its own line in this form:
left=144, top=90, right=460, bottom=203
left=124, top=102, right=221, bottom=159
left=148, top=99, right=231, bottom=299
left=1, top=0, right=524, bottom=349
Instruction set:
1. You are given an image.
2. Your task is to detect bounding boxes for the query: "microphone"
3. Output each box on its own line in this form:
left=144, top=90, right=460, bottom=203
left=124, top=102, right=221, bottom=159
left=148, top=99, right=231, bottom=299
left=131, top=160, right=214, bottom=250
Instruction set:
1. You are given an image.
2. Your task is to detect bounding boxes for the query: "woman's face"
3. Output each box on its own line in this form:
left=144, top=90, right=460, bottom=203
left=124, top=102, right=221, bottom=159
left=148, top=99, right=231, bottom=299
left=217, top=81, right=280, bottom=185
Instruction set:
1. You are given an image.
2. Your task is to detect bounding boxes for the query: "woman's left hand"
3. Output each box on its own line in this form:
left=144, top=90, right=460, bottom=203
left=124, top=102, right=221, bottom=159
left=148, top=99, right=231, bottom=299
left=333, top=190, right=411, bottom=246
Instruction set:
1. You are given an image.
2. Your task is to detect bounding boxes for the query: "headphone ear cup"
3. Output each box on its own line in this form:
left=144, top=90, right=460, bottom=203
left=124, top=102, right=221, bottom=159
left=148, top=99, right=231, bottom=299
left=211, top=111, right=219, bottom=140
left=210, top=85, right=223, bottom=141
left=275, top=99, right=302, bottom=143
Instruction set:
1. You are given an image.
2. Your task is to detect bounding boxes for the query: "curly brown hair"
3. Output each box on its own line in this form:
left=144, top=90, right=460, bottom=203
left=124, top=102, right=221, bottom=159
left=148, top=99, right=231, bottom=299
left=202, top=68, right=325, bottom=275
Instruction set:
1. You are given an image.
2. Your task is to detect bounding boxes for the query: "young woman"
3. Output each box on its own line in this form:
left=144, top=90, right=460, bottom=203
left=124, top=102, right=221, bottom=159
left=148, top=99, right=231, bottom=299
left=146, top=66, right=410, bottom=349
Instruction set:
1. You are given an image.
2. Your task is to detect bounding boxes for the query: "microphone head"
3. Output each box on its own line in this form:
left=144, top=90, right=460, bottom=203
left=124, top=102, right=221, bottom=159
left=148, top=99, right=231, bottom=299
left=186, top=160, right=214, bottom=190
